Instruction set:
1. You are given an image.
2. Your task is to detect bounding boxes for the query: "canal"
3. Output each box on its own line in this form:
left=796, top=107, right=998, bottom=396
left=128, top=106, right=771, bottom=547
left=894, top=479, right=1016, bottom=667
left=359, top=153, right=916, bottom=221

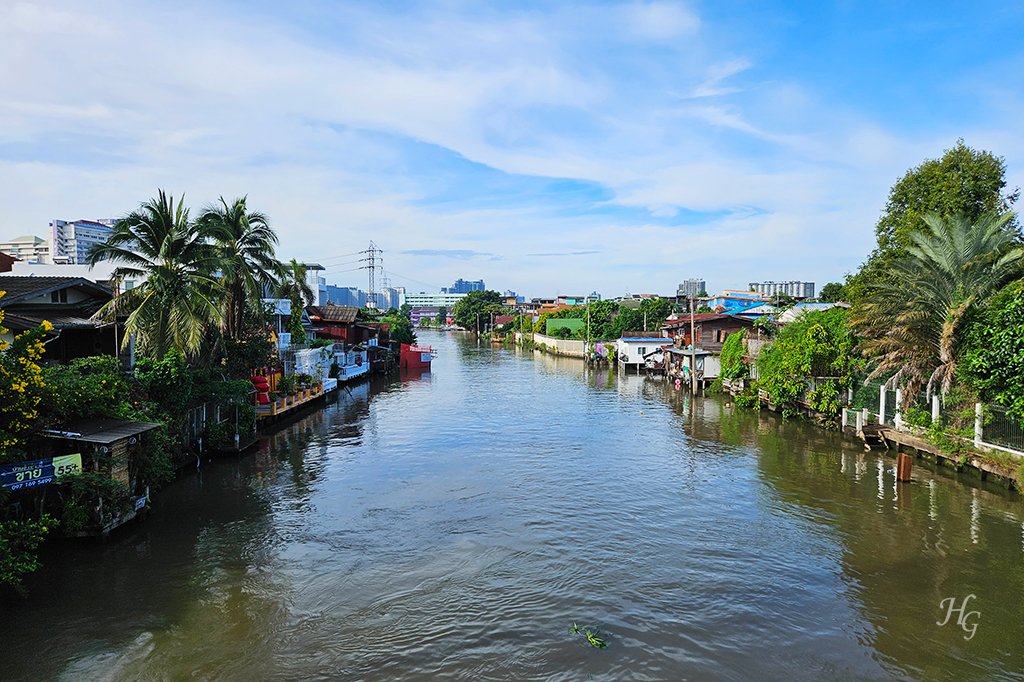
left=2, top=330, right=1023, bottom=681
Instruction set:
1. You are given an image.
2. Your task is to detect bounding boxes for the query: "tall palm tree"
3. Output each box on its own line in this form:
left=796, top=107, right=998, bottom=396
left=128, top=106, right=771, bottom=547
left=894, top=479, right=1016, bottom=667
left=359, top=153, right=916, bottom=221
left=852, top=211, right=1023, bottom=398
left=88, top=190, right=224, bottom=359
left=276, top=259, right=314, bottom=339
left=196, top=196, right=280, bottom=339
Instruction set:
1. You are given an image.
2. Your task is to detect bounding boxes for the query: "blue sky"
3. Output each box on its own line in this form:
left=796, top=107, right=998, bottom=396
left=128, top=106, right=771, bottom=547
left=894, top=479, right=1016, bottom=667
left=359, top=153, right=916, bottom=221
left=2, top=0, right=1022, bottom=297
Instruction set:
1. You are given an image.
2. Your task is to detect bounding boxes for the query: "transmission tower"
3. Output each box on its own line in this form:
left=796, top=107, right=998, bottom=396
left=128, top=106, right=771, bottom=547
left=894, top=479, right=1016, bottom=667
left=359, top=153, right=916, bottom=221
left=361, top=241, right=382, bottom=308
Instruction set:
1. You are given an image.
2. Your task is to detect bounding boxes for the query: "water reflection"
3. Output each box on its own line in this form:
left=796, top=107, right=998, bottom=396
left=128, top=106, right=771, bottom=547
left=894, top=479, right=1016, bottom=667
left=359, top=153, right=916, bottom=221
left=1, top=330, right=1022, bottom=681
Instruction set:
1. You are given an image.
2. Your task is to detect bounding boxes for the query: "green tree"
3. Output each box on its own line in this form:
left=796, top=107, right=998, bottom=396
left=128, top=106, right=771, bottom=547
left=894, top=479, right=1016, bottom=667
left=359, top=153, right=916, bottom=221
left=276, top=259, right=314, bottom=342
left=959, top=280, right=1024, bottom=423
left=0, top=515, right=58, bottom=592
left=851, top=211, right=1023, bottom=399
left=758, top=308, right=858, bottom=421
left=399, top=303, right=412, bottom=319
left=88, top=190, right=224, bottom=359
left=846, top=140, right=1019, bottom=301
left=197, top=196, right=280, bottom=340
left=770, top=292, right=796, bottom=309
left=819, top=282, right=844, bottom=302
left=383, top=315, right=417, bottom=345
left=452, top=290, right=502, bottom=331
left=437, top=305, right=448, bottom=324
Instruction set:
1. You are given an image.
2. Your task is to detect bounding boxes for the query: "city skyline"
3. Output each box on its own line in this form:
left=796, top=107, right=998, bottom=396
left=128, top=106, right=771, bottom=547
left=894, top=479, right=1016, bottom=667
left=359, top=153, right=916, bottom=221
left=2, top=1, right=1022, bottom=297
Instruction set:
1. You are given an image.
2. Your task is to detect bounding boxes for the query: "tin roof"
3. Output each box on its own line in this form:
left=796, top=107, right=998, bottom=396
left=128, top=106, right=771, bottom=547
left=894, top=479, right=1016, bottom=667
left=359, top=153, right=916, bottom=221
left=44, top=419, right=162, bottom=445
left=307, top=305, right=360, bottom=323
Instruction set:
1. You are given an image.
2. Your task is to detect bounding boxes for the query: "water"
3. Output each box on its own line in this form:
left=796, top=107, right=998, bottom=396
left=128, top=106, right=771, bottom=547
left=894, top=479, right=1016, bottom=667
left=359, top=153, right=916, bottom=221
left=3, top=331, right=1024, bottom=681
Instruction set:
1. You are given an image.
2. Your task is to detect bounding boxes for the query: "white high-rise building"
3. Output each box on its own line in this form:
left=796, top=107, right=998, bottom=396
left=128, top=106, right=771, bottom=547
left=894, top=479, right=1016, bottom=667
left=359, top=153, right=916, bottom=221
left=50, top=219, right=116, bottom=265
left=748, top=281, right=815, bottom=299
left=0, top=235, right=50, bottom=263
left=677, top=279, right=706, bottom=299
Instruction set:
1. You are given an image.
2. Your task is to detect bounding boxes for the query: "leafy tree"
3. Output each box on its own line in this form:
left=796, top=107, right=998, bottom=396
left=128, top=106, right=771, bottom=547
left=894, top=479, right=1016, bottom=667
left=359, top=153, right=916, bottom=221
left=276, top=259, right=314, bottom=342
left=770, top=292, right=796, bottom=309
left=452, top=290, right=502, bottom=331
left=196, top=196, right=280, bottom=340
left=382, top=315, right=417, bottom=345
left=88, top=190, right=224, bottom=359
left=960, top=280, right=1024, bottom=423
left=757, top=308, right=859, bottom=422
left=695, top=305, right=713, bottom=314
left=819, top=282, right=844, bottom=302
left=399, top=303, right=412, bottom=319
left=0, top=515, right=58, bottom=592
left=846, top=140, right=1019, bottom=301
left=437, top=306, right=448, bottom=324
left=697, top=290, right=708, bottom=298
left=851, top=211, right=1023, bottom=399
left=720, top=330, right=749, bottom=379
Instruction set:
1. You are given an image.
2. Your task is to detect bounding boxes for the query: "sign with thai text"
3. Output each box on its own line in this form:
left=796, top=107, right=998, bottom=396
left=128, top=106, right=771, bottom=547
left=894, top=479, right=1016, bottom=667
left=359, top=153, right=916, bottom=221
left=0, top=454, right=82, bottom=491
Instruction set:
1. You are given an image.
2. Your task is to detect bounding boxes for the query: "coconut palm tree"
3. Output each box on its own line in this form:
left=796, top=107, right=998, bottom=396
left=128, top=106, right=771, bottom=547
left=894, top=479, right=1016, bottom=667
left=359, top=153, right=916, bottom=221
left=276, top=259, right=314, bottom=340
left=852, top=211, right=1023, bottom=399
left=87, top=190, right=224, bottom=359
left=196, top=196, right=280, bottom=339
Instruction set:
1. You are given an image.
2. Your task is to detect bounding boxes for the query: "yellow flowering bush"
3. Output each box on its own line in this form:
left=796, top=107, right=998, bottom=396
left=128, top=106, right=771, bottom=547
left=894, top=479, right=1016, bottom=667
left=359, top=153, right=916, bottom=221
left=0, top=293, right=52, bottom=462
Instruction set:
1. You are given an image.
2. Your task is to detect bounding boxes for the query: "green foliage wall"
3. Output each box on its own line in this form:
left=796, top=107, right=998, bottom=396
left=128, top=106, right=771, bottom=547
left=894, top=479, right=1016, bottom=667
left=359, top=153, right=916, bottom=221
left=756, top=308, right=859, bottom=421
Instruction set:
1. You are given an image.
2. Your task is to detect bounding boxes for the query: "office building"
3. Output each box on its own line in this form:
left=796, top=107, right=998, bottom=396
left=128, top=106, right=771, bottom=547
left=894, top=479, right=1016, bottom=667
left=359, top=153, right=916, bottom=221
left=677, top=279, right=706, bottom=300
left=0, top=235, right=50, bottom=263
left=49, top=219, right=116, bottom=265
left=441, top=278, right=485, bottom=294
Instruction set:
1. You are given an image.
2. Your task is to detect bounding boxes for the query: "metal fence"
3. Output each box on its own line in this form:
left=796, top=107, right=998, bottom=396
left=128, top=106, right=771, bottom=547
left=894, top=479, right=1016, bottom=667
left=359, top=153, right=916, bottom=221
left=983, top=404, right=1024, bottom=454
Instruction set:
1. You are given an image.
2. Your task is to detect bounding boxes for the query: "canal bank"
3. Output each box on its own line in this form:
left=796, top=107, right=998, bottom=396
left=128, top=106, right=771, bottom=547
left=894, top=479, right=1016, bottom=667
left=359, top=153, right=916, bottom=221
left=2, top=330, right=1022, bottom=682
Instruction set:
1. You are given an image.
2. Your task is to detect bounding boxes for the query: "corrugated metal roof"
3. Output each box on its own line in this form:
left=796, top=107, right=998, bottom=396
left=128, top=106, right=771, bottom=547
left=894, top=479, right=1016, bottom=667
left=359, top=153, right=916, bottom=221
left=307, top=305, right=360, bottom=322
left=45, top=419, right=162, bottom=444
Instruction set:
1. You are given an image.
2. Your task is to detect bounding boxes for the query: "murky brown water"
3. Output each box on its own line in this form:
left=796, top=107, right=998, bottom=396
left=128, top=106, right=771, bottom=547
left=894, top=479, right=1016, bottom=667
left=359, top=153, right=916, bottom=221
left=3, top=330, right=1023, bottom=681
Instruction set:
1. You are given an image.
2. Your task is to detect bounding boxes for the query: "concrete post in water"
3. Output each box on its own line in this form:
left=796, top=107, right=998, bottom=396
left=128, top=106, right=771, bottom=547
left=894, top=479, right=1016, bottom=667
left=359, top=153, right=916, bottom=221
left=896, top=452, right=913, bottom=482
left=842, top=408, right=848, bottom=428
left=974, top=402, right=983, bottom=447
left=894, top=389, right=903, bottom=431
left=856, top=410, right=864, bottom=432
left=861, top=407, right=868, bottom=428
left=931, top=394, right=941, bottom=425
left=879, top=385, right=887, bottom=425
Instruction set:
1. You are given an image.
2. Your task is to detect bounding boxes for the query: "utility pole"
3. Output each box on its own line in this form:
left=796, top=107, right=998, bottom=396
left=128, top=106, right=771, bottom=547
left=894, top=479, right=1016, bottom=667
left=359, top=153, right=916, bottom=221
left=586, top=303, right=591, bottom=357
left=690, top=296, right=697, bottom=394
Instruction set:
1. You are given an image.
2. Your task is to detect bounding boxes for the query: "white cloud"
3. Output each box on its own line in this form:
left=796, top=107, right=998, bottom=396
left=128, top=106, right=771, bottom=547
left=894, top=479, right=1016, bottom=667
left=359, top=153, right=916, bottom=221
left=623, top=1, right=701, bottom=40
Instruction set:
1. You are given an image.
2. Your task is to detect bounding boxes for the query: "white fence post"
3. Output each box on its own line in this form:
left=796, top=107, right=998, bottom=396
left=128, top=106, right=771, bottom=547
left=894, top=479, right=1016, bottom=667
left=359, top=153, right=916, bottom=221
left=894, top=389, right=903, bottom=431
left=974, top=403, right=983, bottom=447
left=931, top=394, right=940, bottom=425
left=842, top=408, right=848, bottom=428
left=856, top=410, right=864, bottom=432
left=879, top=385, right=886, bottom=425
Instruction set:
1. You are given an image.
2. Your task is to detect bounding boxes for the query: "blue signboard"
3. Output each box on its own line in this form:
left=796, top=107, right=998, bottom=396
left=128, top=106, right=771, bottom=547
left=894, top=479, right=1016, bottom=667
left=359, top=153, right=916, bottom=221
left=0, top=454, right=81, bottom=492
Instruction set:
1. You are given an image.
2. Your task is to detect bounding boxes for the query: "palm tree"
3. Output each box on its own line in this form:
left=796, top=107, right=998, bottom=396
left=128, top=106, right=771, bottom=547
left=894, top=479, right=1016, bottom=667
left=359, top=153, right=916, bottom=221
left=88, top=190, right=224, bottom=359
left=196, top=196, right=280, bottom=339
left=851, top=211, right=1023, bottom=398
left=276, top=259, right=314, bottom=340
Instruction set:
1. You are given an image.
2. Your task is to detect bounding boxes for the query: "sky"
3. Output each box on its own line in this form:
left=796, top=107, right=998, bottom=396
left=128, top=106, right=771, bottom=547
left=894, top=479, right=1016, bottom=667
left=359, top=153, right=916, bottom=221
left=2, top=0, right=1023, bottom=298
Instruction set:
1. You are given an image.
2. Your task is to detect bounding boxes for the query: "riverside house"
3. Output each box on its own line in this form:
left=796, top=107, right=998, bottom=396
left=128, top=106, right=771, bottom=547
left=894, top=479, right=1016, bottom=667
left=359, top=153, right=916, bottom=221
left=661, top=314, right=756, bottom=387
left=0, top=276, right=130, bottom=365
left=616, top=331, right=667, bottom=372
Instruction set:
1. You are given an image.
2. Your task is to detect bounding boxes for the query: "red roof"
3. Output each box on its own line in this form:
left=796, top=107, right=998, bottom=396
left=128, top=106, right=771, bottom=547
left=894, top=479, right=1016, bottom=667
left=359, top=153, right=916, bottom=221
left=663, top=313, right=753, bottom=328
left=495, top=316, right=516, bottom=325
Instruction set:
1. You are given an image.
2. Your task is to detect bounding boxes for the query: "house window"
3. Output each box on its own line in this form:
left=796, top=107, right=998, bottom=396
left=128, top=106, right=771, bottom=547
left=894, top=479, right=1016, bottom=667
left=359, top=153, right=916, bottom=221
left=694, top=328, right=701, bottom=342
left=714, top=328, right=726, bottom=343
left=639, top=347, right=646, bottom=357
left=50, top=289, right=68, bottom=303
